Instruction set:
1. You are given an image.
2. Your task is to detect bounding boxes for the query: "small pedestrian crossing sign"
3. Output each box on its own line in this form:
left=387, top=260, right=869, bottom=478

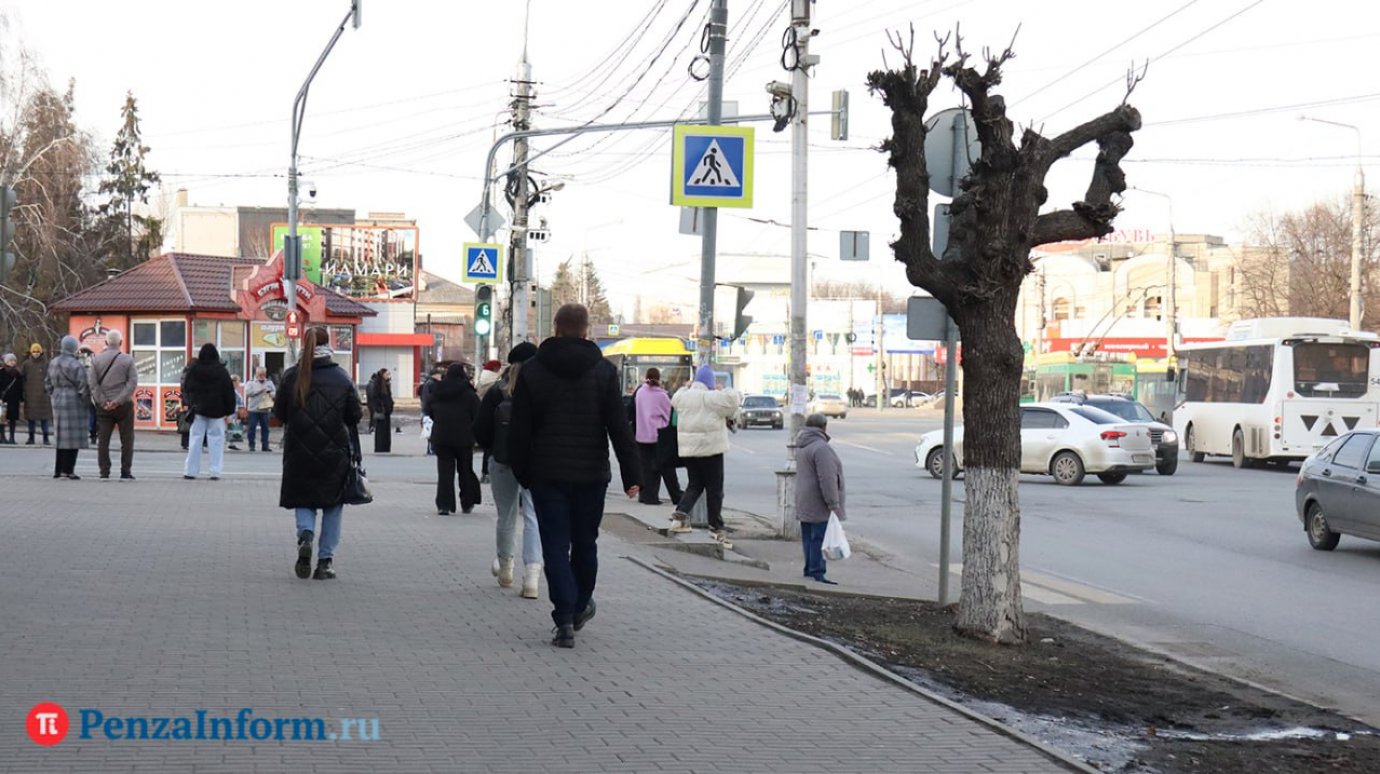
left=462, top=242, right=504, bottom=284
left=671, top=124, right=754, bottom=208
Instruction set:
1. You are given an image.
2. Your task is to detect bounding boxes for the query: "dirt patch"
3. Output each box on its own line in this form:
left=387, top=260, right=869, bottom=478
left=691, top=579, right=1380, bottom=773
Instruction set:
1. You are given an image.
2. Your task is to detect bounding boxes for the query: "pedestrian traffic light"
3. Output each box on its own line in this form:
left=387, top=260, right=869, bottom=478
left=474, top=284, right=493, bottom=337
left=0, top=185, right=17, bottom=284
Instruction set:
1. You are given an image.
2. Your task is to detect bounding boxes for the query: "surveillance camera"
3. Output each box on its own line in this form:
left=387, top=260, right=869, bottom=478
left=308, top=183, right=318, bottom=199
left=765, top=81, right=793, bottom=98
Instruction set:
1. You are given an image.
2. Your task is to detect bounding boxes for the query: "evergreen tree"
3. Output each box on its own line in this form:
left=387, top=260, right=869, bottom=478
left=580, top=258, right=613, bottom=324
left=550, top=257, right=579, bottom=309
left=98, top=91, right=161, bottom=269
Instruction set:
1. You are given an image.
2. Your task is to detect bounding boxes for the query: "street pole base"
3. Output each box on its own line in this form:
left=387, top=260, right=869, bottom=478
left=776, top=466, right=800, bottom=540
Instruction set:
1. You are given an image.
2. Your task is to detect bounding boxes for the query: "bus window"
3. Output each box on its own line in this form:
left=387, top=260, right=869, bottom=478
left=1293, top=342, right=1369, bottom=398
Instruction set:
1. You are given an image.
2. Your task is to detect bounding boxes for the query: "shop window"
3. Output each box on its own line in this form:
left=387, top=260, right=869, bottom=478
left=160, top=350, right=186, bottom=383
left=160, top=321, right=187, bottom=349
left=133, top=322, right=157, bottom=348
left=132, top=318, right=189, bottom=385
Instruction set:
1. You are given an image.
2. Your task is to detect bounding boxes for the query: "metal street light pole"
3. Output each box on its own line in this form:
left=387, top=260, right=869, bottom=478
left=1300, top=116, right=1366, bottom=331
left=287, top=1, right=362, bottom=360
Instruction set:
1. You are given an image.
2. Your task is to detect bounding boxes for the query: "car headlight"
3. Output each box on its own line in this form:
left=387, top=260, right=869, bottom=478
left=1161, top=431, right=1178, bottom=444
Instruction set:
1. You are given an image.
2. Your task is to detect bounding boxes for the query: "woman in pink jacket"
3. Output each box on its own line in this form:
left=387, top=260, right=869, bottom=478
left=632, top=368, right=684, bottom=505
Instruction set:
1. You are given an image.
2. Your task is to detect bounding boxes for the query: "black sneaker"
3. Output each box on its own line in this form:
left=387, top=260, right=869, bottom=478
left=295, top=530, right=314, bottom=579
left=120, top=474, right=136, bottom=481
left=574, top=599, right=597, bottom=632
left=312, top=558, right=336, bottom=580
left=550, top=625, right=575, bottom=648
left=99, top=474, right=110, bottom=480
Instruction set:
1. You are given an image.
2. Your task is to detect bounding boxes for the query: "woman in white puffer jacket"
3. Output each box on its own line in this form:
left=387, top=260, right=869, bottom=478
left=669, top=364, right=742, bottom=547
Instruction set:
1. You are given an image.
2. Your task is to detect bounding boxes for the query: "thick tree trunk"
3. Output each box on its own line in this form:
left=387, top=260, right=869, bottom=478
left=954, top=306, right=1026, bottom=644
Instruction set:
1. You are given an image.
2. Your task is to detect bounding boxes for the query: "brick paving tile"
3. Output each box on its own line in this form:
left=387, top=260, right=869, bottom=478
left=0, top=470, right=1072, bottom=773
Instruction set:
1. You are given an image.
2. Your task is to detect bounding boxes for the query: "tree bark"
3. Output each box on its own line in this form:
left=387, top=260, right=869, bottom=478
left=953, top=302, right=1026, bottom=643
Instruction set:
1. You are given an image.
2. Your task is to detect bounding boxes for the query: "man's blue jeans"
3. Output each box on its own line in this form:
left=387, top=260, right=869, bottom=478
left=296, top=506, right=343, bottom=559
left=246, top=411, right=271, bottom=451
left=530, top=481, right=607, bottom=627
left=801, top=520, right=828, bottom=580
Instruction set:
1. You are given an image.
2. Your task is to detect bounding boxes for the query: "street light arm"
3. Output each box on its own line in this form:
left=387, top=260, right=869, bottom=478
left=291, top=6, right=359, bottom=160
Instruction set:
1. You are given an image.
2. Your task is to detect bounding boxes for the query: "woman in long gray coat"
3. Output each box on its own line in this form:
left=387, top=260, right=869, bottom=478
left=45, top=335, right=90, bottom=479
left=794, top=413, right=846, bottom=585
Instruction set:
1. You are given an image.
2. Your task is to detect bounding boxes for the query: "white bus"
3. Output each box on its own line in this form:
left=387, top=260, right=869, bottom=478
left=1174, top=318, right=1380, bottom=468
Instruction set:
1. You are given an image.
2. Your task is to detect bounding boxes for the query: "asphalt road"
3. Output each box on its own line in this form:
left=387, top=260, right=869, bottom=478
left=8, top=416, right=1380, bottom=726
left=719, top=410, right=1380, bottom=727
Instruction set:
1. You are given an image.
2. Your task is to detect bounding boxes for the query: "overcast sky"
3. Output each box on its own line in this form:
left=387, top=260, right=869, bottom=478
left=6, top=0, right=1378, bottom=318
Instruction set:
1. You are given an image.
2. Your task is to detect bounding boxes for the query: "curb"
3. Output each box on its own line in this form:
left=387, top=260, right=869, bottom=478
left=625, top=555, right=1097, bottom=774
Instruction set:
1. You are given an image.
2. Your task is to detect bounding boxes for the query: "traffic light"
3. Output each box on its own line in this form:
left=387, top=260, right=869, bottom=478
left=0, top=185, right=17, bottom=284
left=474, top=284, right=493, bottom=337
left=729, top=285, right=754, bottom=340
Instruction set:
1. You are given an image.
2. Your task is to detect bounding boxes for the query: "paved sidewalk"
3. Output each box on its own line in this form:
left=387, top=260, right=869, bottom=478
left=0, top=467, right=1069, bottom=772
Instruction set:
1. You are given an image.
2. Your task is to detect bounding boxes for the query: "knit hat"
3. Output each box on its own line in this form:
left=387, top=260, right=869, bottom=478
left=507, top=342, right=538, bottom=364
left=60, top=336, right=79, bottom=355
left=29, top=343, right=42, bottom=355
left=483, top=359, right=502, bottom=372
left=694, top=364, right=715, bottom=389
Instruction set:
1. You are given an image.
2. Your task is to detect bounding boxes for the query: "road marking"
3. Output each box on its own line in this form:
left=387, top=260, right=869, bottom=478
left=940, top=563, right=1137, bottom=606
left=730, top=443, right=758, bottom=455
left=835, top=440, right=890, bottom=455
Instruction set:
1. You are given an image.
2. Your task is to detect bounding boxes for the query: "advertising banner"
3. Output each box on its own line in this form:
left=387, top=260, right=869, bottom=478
left=272, top=224, right=419, bottom=302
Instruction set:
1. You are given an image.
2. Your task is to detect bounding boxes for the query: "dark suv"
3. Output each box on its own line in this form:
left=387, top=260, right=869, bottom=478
left=1049, top=392, right=1180, bottom=475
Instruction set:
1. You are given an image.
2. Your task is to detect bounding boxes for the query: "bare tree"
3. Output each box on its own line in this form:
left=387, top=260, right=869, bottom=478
left=1238, top=197, right=1379, bottom=325
left=868, top=28, right=1142, bottom=643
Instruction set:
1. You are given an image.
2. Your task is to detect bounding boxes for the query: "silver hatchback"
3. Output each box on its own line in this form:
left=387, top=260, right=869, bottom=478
left=1295, top=430, right=1380, bottom=550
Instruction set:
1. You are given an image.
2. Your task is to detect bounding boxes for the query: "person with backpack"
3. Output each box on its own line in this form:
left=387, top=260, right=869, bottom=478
left=632, top=367, right=683, bottom=505
left=474, top=342, right=543, bottom=598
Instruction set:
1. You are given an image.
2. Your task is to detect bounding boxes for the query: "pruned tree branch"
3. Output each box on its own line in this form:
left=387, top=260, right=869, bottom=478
left=1124, top=60, right=1148, bottom=104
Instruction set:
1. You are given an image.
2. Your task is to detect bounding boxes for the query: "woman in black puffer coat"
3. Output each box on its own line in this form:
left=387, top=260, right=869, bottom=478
left=425, top=362, right=482, bottom=515
left=274, top=327, right=363, bottom=580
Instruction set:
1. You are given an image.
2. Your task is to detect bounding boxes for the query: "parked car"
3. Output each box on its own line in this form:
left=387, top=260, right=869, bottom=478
left=1048, top=392, right=1179, bottom=475
left=737, top=394, right=784, bottom=429
left=1295, top=430, right=1380, bottom=550
left=914, top=402, right=1157, bottom=486
left=808, top=393, right=848, bottom=419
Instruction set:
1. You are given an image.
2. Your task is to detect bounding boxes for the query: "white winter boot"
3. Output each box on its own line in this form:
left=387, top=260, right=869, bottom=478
left=521, top=563, right=542, bottom=599
left=495, top=557, right=515, bottom=588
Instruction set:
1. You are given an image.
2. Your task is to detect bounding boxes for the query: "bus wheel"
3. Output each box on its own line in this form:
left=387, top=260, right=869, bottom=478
left=1231, top=429, right=1254, bottom=469
left=1186, top=425, right=1206, bottom=463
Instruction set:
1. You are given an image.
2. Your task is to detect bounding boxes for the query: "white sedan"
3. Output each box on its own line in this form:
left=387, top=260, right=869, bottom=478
left=914, top=402, right=1157, bottom=486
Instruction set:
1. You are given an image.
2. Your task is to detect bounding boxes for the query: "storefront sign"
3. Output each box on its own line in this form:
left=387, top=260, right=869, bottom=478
left=133, top=386, right=157, bottom=426
left=252, top=323, right=289, bottom=350
left=160, top=387, right=183, bottom=426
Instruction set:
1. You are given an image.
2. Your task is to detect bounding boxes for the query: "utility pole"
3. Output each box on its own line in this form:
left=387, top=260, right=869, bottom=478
left=507, top=5, right=535, bottom=352
left=1300, top=116, right=1366, bottom=331
left=696, top=0, right=728, bottom=367
left=287, top=1, right=361, bottom=362
left=778, top=0, right=812, bottom=540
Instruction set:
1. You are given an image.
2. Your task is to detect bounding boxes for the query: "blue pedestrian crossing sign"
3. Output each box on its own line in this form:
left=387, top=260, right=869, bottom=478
left=671, top=124, right=754, bottom=209
left=462, top=242, right=503, bottom=284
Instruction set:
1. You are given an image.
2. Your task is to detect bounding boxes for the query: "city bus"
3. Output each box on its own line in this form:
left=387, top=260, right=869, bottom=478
left=601, top=336, right=695, bottom=396
left=1173, top=318, right=1380, bottom=468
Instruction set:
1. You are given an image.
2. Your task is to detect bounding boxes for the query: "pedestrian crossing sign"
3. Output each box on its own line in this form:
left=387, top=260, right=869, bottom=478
left=462, top=242, right=503, bottom=284
left=671, top=124, right=754, bottom=208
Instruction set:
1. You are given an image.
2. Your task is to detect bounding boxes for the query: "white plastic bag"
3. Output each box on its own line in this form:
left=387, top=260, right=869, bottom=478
left=822, top=512, right=851, bottom=561
left=421, top=416, right=434, bottom=440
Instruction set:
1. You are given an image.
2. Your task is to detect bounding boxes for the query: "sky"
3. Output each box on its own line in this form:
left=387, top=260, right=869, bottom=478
left=5, top=0, right=1379, bottom=320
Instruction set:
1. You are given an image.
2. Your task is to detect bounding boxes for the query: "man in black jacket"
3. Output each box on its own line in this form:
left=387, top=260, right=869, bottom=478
left=182, top=343, right=236, bottom=480
left=509, top=304, right=640, bottom=648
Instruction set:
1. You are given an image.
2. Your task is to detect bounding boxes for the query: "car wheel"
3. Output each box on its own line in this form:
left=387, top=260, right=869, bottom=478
left=1097, top=472, right=1128, bottom=484
left=1156, top=455, right=1179, bottom=476
left=1306, top=503, right=1340, bottom=551
left=1051, top=451, right=1086, bottom=486
left=1186, top=425, right=1206, bottom=463
left=925, top=447, right=956, bottom=480
left=1232, top=429, right=1253, bottom=469
left=840, top=413, right=847, bottom=420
